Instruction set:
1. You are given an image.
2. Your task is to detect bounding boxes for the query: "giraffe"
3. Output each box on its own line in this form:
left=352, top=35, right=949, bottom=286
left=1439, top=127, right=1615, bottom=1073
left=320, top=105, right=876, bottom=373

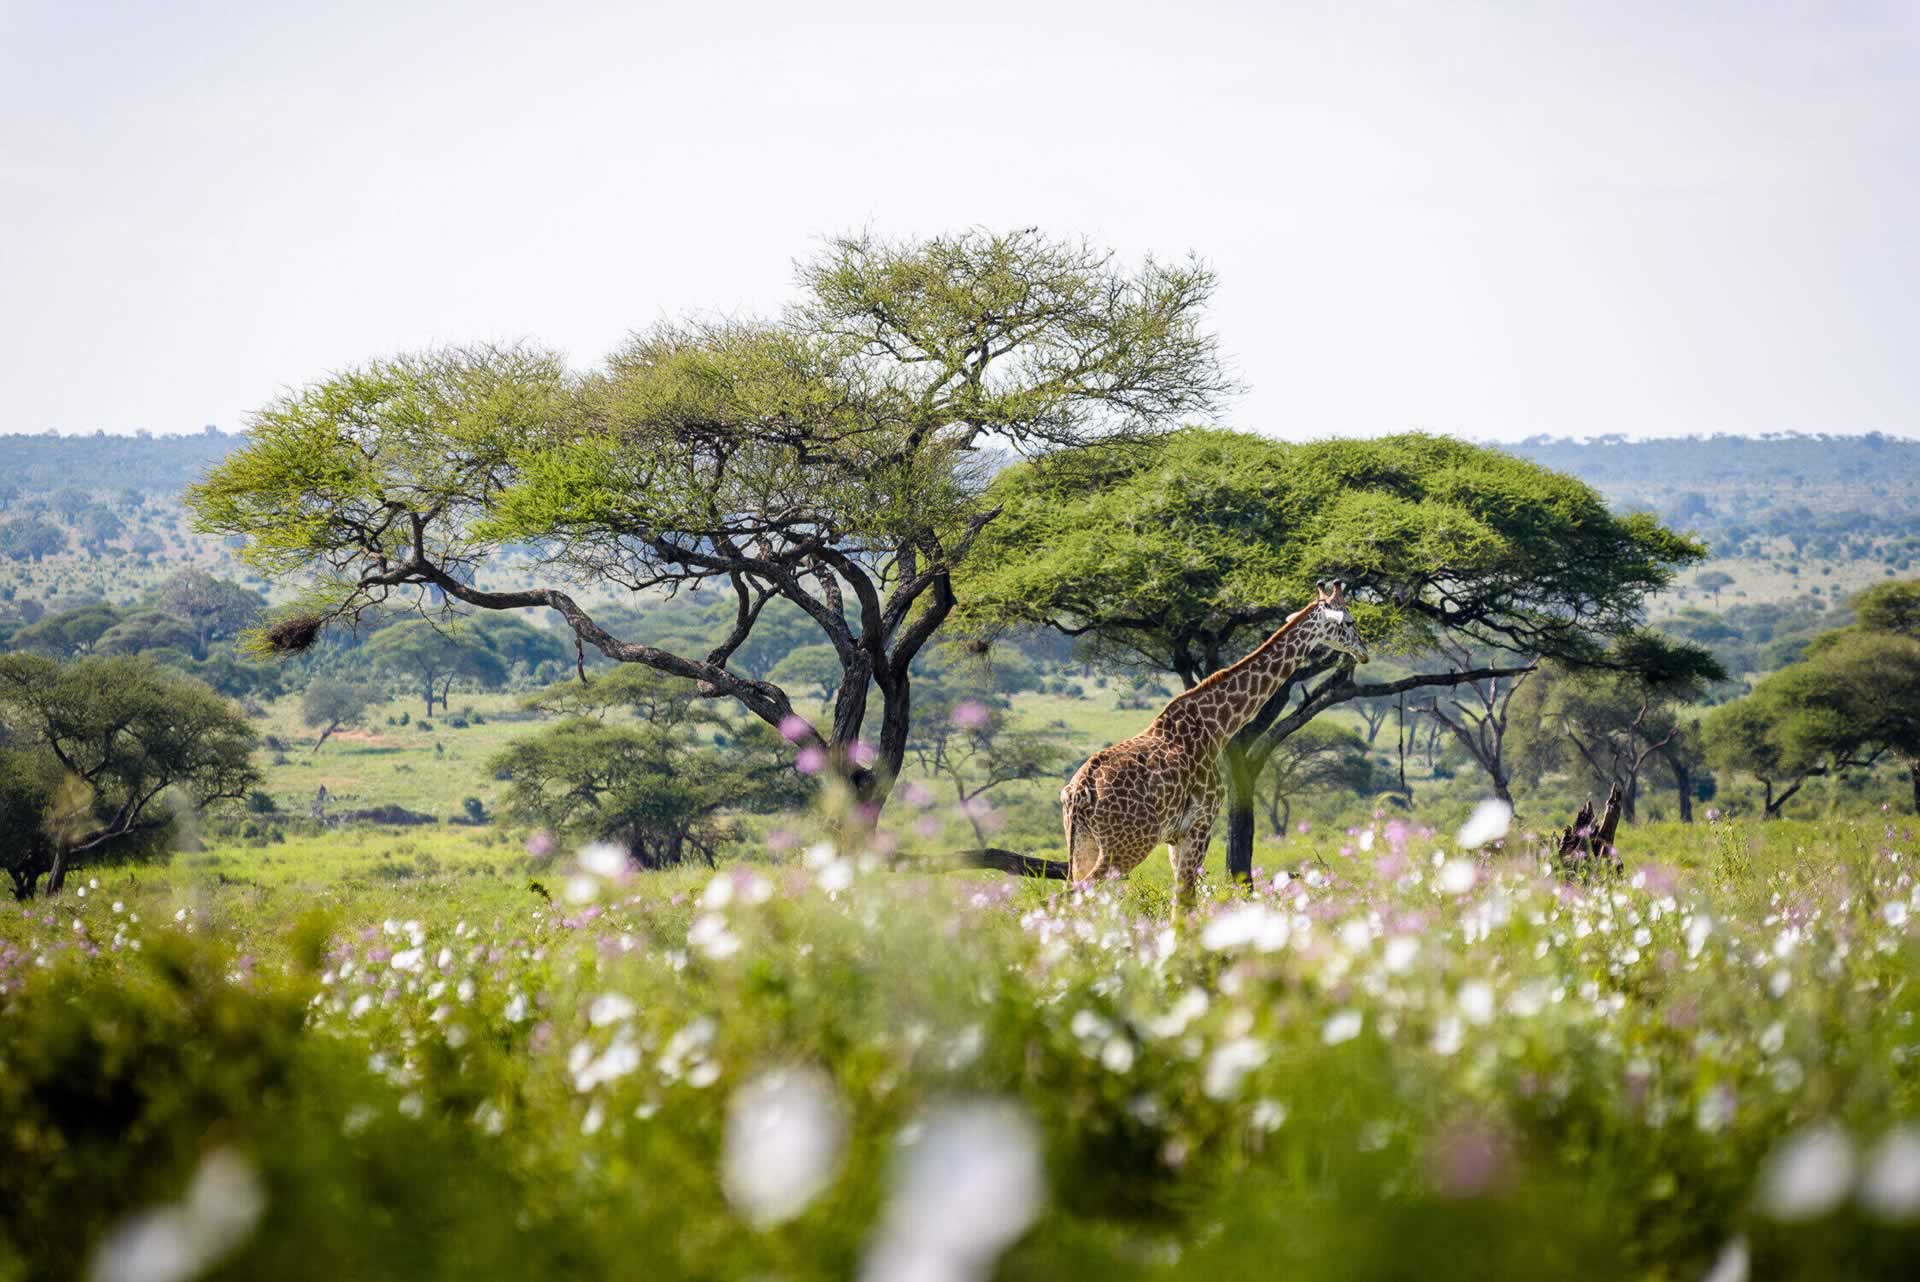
left=1060, top=582, right=1370, bottom=915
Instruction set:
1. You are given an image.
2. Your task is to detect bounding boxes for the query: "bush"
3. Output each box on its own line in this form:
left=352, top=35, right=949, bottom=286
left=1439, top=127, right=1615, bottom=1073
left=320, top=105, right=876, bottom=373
left=245, top=789, right=278, bottom=815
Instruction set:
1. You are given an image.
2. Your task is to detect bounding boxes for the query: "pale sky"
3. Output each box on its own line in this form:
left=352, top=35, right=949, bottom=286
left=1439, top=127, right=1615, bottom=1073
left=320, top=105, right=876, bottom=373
left=3, top=0, right=1916, bottom=440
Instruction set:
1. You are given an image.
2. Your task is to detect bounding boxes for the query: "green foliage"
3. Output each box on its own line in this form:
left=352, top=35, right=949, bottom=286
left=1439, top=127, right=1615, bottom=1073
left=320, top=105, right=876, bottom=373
left=0, top=655, right=258, bottom=895
left=0, top=515, right=66, bottom=562
left=300, top=679, right=377, bottom=752
left=2, top=819, right=1917, bottom=1281
left=1855, top=579, right=1920, bottom=639
left=768, top=643, right=844, bottom=705
left=142, top=568, right=267, bottom=657
left=959, top=428, right=1704, bottom=675
left=1507, top=633, right=1722, bottom=817
left=365, top=618, right=512, bottom=715
left=11, top=603, right=120, bottom=656
left=489, top=679, right=809, bottom=867
left=1257, top=720, right=1378, bottom=833
left=1703, top=579, right=1920, bottom=815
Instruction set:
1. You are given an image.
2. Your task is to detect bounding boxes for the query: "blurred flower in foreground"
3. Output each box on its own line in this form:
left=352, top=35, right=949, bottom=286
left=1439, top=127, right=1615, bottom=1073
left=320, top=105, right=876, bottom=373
left=950, top=700, right=991, bottom=729
left=861, top=1099, right=1043, bottom=1282
left=723, top=1067, right=847, bottom=1229
left=1757, top=1124, right=1853, bottom=1220
left=1859, top=1126, right=1920, bottom=1221
left=794, top=745, right=827, bottom=776
left=1425, top=1121, right=1508, bottom=1198
left=1456, top=799, right=1512, bottom=850
left=1700, top=1237, right=1748, bottom=1282
left=778, top=714, right=813, bottom=744
left=90, top=1148, right=265, bottom=1282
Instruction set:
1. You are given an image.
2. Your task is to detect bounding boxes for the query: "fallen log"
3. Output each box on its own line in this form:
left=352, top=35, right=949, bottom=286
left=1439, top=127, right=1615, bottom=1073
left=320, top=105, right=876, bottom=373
left=959, top=848, right=1071, bottom=880
left=1553, top=782, right=1624, bottom=878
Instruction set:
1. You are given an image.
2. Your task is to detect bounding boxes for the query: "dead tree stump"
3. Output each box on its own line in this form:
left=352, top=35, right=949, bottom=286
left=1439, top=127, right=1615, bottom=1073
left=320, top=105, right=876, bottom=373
left=1554, top=782, right=1625, bottom=879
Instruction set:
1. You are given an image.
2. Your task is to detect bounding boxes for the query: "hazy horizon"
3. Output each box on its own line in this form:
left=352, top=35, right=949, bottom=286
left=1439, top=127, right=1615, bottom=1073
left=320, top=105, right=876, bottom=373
left=3, top=1, right=1916, bottom=442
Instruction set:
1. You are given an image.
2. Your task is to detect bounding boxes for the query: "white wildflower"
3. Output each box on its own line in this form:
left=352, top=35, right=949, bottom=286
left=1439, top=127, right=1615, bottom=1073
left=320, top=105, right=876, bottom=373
left=1203, top=1038, right=1268, bottom=1100
left=578, top=843, right=628, bottom=879
left=1201, top=904, right=1288, bottom=952
left=89, top=1148, right=265, bottom=1282
left=1859, top=1126, right=1920, bottom=1221
left=390, top=948, right=424, bottom=974
left=1456, top=799, right=1512, bottom=850
left=1436, top=859, right=1477, bottom=895
left=1757, top=1124, right=1854, bottom=1221
left=1700, top=1237, right=1749, bottom=1282
left=588, top=993, right=637, bottom=1027
left=1322, top=1010, right=1363, bottom=1045
left=861, top=1099, right=1043, bottom=1282
left=1383, top=935, right=1419, bottom=974
left=1147, top=989, right=1209, bottom=1040
left=689, top=913, right=741, bottom=960
left=1099, top=1038, right=1136, bottom=1074
left=1457, top=980, right=1496, bottom=1026
left=723, top=1067, right=847, bottom=1229
left=1695, top=1085, right=1736, bottom=1134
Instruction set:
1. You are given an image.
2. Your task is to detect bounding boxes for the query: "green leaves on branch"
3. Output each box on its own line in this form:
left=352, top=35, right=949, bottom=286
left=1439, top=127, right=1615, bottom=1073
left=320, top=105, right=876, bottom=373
left=956, top=428, right=1706, bottom=677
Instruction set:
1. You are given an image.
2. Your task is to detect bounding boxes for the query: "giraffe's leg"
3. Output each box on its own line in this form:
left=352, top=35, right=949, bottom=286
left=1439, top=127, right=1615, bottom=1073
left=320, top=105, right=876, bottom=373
left=1170, top=816, right=1215, bottom=919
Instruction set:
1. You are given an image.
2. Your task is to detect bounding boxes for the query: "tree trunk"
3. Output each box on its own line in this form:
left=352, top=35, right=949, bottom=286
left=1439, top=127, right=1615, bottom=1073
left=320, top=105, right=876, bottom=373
left=46, top=847, right=68, bottom=896
left=1223, top=739, right=1262, bottom=885
left=1668, top=751, right=1693, bottom=824
left=1396, top=694, right=1408, bottom=796
left=1260, top=784, right=1284, bottom=837
left=1909, top=759, right=1920, bottom=817
left=1763, top=776, right=1807, bottom=819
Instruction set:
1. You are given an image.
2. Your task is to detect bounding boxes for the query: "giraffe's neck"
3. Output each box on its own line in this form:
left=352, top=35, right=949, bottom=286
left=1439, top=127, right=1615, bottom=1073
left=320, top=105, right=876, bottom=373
left=1154, top=606, right=1319, bottom=756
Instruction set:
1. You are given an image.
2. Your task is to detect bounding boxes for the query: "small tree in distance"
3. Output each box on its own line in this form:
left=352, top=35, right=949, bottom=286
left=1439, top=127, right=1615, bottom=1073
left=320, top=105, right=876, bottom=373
left=0, top=655, right=258, bottom=897
left=302, top=679, right=376, bottom=753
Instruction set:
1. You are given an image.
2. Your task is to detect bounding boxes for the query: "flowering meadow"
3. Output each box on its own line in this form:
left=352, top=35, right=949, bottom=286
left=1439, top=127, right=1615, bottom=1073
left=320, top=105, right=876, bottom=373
left=3, top=811, right=1919, bottom=1282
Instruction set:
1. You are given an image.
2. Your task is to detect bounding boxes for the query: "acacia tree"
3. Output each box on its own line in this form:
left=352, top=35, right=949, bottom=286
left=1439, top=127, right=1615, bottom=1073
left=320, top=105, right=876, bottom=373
left=1407, top=639, right=1535, bottom=807
left=366, top=619, right=510, bottom=716
left=957, top=429, right=1706, bottom=879
left=189, top=230, right=1229, bottom=812
left=1704, top=579, right=1920, bottom=815
left=301, top=679, right=376, bottom=753
left=491, top=673, right=808, bottom=868
left=144, top=570, right=266, bottom=658
left=0, top=655, right=258, bottom=897
left=1257, top=720, right=1376, bottom=837
left=1506, top=633, right=1723, bottom=822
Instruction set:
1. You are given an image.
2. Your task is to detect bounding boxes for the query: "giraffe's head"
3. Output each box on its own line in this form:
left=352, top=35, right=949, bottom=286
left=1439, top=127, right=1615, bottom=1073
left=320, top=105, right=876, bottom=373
left=1307, top=581, right=1369, bottom=665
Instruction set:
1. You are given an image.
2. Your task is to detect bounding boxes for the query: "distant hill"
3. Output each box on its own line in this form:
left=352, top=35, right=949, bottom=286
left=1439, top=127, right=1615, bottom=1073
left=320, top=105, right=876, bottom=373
left=1500, top=432, right=1920, bottom=508
left=0, top=428, right=241, bottom=493
left=4, top=427, right=1916, bottom=554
